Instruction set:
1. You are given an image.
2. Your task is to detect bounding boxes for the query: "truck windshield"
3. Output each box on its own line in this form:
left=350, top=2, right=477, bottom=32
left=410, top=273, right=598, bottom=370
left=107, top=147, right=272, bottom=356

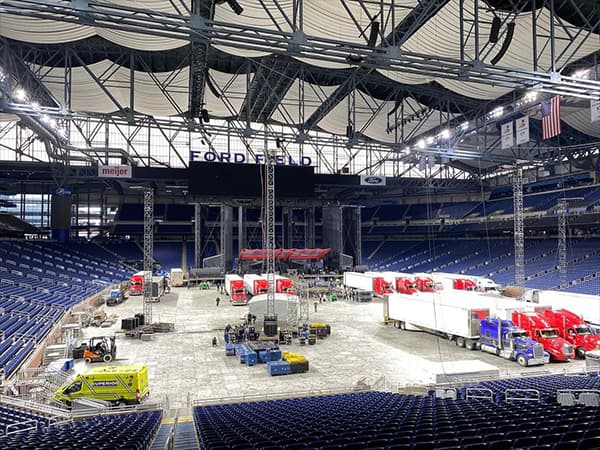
left=575, top=326, right=592, bottom=335
left=65, top=381, right=82, bottom=394
left=540, top=329, right=559, bottom=338
left=510, top=331, right=528, bottom=339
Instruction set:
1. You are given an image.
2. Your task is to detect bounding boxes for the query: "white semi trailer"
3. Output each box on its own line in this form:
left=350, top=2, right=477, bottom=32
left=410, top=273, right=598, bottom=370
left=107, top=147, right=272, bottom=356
left=525, top=289, right=600, bottom=325
left=387, top=292, right=489, bottom=349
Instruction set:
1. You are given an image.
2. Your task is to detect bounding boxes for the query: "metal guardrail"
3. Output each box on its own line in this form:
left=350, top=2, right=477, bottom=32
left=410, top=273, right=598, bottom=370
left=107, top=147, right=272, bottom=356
left=5, top=418, right=38, bottom=435
left=505, top=388, right=540, bottom=403
left=192, top=385, right=372, bottom=407
left=0, top=394, right=71, bottom=418
left=465, top=388, right=493, bottom=402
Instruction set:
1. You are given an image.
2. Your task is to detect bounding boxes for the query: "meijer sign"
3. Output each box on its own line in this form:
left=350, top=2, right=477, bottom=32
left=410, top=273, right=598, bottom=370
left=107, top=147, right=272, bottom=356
left=98, top=165, right=132, bottom=178
left=189, top=150, right=312, bottom=166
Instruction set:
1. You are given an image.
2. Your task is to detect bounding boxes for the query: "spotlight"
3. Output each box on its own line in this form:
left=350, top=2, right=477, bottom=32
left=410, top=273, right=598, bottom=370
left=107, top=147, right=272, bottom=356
left=367, top=21, right=380, bottom=47
left=31, top=101, right=40, bottom=110
left=417, top=139, right=425, bottom=149
left=226, top=0, right=243, bottom=15
left=345, top=54, right=364, bottom=64
left=346, top=125, right=354, bottom=139
left=14, top=88, right=27, bottom=101
left=201, top=108, right=210, bottom=123
left=440, top=129, right=450, bottom=139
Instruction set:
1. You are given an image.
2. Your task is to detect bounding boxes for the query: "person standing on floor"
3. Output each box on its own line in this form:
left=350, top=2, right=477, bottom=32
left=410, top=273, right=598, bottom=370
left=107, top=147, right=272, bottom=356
left=216, top=296, right=220, bottom=306
left=314, top=301, right=318, bottom=312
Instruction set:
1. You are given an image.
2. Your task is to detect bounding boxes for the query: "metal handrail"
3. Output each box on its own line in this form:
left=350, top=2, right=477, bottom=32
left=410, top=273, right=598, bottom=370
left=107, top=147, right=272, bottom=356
left=192, top=384, right=372, bottom=407
left=465, top=387, right=493, bottom=402
left=6, top=418, right=38, bottom=435
left=504, top=388, right=540, bottom=403
left=0, top=394, right=70, bottom=418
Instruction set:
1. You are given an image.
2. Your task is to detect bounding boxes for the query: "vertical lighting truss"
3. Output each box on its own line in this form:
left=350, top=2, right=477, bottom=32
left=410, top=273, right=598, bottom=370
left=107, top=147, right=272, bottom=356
left=143, top=188, right=154, bottom=325
left=265, top=148, right=276, bottom=318
left=557, top=199, right=567, bottom=288
left=194, top=203, right=202, bottom=268
left=513, top=166, right=524, bottom=287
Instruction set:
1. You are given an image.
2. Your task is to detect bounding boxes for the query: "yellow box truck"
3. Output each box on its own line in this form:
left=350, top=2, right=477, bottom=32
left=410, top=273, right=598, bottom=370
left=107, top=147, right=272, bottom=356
left=54, top=365, right=149, bottom=406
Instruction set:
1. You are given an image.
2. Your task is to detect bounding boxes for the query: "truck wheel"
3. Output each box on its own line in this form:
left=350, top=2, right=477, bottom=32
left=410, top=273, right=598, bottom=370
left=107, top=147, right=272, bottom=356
left=103, top=354, right=113, bottom=363
left=84, top=357, right=92, bottom=364
left=394, top=321, right=400, bottom=329
left=456, top=337, right=466, bottom=348
left=465, top=340, right=476, bottom=351
left=576, top=347, right=586, bottom=358
left=517, top=355, right=528, bottom=367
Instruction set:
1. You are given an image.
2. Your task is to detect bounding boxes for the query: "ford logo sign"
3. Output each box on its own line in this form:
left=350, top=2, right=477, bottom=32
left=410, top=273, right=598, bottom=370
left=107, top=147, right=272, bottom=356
left=364, top=176, right=383, bottom=184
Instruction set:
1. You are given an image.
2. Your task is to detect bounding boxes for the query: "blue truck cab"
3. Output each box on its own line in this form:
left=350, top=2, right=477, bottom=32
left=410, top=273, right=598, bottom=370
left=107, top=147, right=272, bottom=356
left=479, top=318, right=550, bottom=367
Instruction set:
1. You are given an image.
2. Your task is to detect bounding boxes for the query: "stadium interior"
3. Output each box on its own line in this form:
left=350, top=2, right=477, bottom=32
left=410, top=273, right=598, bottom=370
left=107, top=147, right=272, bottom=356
left=0, top=1, right=600, bottom=449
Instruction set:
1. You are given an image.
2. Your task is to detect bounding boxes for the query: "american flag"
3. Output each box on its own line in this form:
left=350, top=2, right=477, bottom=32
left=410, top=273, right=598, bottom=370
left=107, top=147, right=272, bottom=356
left=541, top=96, right=561, bottom=140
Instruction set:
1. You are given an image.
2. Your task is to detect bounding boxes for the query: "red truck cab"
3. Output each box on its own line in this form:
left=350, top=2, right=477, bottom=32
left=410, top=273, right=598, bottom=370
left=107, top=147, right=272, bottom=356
left=453, top=279, right=477, bottom=290
left=229, top=280, right=247, bottom=305
left=512, top=311, right=575, bottom=361
left=395, top=277, right=417, bottom=295
left=414, top=277, right=435, bottom=293
left=543, top=309, right=600, bottom=358
left=275, top=277, right=295, bottom=295
left=373, top=277, right=394, bottom=296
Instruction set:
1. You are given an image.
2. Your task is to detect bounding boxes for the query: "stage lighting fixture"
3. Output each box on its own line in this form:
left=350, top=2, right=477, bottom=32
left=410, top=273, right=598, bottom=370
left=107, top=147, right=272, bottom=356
left=201, top=109, right=210, bottom=123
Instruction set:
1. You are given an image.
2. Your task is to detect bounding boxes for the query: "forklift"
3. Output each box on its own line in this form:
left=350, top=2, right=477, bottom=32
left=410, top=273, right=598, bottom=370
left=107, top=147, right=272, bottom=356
left=83, top=336, right=116, bottom=363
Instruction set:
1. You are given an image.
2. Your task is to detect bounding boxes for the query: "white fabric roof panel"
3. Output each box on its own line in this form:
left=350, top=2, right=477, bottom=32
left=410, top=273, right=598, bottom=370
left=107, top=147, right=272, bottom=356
left=205, top=70, right=254, bottom=118
left=317, top=92, right=453, bottom=144
left=270, top=79, right=339, bottom=125
left=562, top=105, right=600, bottom=138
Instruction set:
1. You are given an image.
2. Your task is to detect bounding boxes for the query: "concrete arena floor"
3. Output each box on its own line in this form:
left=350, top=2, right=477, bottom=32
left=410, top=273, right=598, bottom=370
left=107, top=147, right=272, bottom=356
left=77, top=286, right=586, bottom=411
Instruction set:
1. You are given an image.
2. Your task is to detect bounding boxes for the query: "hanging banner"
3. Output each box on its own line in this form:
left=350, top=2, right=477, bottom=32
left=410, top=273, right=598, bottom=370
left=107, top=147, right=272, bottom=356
left=592, top=99, right=600, bottom=123
left=515, top=116, right=530, bottom=145
left=501, top=121, right=514, bottom=149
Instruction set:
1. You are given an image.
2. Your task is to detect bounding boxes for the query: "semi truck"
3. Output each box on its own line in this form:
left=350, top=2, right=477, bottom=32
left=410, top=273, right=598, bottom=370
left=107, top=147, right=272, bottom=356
left=262, top=274, right=295, bottom=295
left=423, top=273, right=477, bottom=291
left=381, top=272, right=417, bottom=294
left=512, top=311, right=575, bottom=361
left=129, top=271, right=146, bottom=295
left=525, top=289, right=600, bottom=325
left=479, top=318, right=549, bottom=367
left=543, top=308, right=600, bottom=358
left=431, top=272, right=498, bottom=292
left=54, top=365, right=149, bottom=407
left=344, top=272, right=394, bottom=296
left=243, top=274, right=269, bottom=297
left=387, top=293, right=549, bottom=366
left=225, top=274, right=247, bottom=305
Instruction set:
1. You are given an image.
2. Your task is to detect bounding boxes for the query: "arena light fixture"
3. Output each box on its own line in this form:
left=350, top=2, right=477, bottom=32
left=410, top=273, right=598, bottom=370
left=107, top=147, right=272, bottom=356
left=13, top=88, right=27, bottom=101
left=460, top=121, right=469, bottom=131
left=440, top=129, right=450, bottom=139
left=417, top=139, right=425, bottom=149
left=572, top=69, right=591, bottom=79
